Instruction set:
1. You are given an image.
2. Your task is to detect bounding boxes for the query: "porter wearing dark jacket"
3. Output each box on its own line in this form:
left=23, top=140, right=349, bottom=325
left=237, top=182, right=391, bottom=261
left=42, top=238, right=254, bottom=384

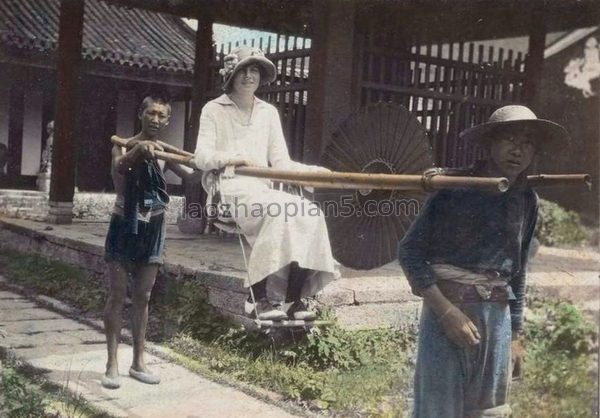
left=399, top=105, right=568, bottom=418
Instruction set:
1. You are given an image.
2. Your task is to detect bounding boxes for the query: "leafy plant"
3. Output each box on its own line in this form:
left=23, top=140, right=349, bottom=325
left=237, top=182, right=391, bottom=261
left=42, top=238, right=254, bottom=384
left=152, top=278, right=236, bottom=341
left=536, top=199, right=589, bottom=247
left=0, top=357, right=115, bottom=418
left=510, top=298, right=597, bottom=418
left=526, top=299, right=596, bottom=357
left=1, top=364, right=50, bottom=418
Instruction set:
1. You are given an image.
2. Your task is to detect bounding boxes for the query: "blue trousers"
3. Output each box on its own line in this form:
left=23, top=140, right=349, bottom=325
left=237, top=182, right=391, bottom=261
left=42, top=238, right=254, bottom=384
left=413, top=302, right=512, bottom=418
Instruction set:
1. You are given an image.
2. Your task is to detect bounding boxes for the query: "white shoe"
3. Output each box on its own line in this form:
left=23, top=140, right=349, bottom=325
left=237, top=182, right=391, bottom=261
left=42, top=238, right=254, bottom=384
left=286, top=301, right=317, bottom=321
left=244, top=298, right=287, bottom=321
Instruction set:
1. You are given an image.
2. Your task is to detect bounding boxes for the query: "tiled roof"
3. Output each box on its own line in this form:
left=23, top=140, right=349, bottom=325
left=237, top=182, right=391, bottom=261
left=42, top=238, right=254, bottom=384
left=0, top=0, right=196, bottom=73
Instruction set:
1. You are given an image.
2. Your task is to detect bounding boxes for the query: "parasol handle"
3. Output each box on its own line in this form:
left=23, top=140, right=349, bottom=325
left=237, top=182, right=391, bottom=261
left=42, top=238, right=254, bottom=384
left=235, top=167, right=509, bottom=192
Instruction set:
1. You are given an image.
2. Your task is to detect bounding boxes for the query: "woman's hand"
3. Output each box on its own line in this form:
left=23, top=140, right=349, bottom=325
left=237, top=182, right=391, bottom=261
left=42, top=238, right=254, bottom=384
left=230, top=158, right=259, bottom=167
left=308, top=166, right=332, bottom=173
left=440, top=306, right=481, bottom=348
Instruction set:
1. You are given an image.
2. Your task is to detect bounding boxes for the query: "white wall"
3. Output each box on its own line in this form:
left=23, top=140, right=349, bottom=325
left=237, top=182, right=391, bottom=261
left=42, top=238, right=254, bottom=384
left=21, top=90, right=43, bottom=176
left=162, top=101, right=186, bottom=185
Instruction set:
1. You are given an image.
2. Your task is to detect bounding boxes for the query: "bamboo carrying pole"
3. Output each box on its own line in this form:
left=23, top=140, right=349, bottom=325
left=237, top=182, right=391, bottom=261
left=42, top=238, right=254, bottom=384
left=112, top=135, right=195, bottom=166
left=110, top=136, right=592, bottom=191
left=235, top=167, right=509, bottom=192
left=156, top=140, right=193, bottom=157
left=526, top=174, right=592, bottom=189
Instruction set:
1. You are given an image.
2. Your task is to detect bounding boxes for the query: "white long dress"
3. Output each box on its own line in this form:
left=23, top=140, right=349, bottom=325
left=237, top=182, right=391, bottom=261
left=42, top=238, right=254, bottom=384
left=194, top=94, right=339, bottom=298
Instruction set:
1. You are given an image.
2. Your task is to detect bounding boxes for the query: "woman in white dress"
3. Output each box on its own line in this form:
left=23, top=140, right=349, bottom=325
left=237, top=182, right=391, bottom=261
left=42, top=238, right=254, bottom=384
left=194, top=46, right=339, bottom=321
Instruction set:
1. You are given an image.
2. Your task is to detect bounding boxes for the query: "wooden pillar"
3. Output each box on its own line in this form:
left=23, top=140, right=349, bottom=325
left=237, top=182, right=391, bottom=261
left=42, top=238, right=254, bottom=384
left=180, top=10, right=213, bottom=233
left=185, top=11, right=213, bottom=153
left=7, top=87, right=24, bottom=183
left=47, top=0, right=84, bottom=223
left=303, top=0, right=356, bottom=164
left=522, top=7, right=546, bottom=112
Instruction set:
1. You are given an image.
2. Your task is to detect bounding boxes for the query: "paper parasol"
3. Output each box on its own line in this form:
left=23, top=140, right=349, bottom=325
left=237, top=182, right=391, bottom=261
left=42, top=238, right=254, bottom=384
left=315, top=102, right=434, bottom=270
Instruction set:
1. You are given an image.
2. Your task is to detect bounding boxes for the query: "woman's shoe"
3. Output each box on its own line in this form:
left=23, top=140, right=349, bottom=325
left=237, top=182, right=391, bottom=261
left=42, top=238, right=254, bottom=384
left=245, top=297, right=287, bottom=321
left=286, top=300, right=317, bottom=321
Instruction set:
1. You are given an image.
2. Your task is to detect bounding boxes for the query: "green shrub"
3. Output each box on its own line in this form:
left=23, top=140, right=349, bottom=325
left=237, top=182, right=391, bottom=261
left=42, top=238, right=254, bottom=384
left=0, top=357, right=115, bottom=418
left=536, top=199, right=589, bottom=247
left=511, top=299, right=597, bottom=418
left=152, top=278, right=235, bottom=341
left=282, top=312, right=417, bottom=372
left=526, top=299, right=596, bottom=357
left=1, top=364, right=50, bottom=418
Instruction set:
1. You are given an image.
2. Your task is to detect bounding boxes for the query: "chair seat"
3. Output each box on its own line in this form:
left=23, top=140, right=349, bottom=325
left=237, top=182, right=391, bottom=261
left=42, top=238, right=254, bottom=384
left=201, top=169, right=305, bottom=236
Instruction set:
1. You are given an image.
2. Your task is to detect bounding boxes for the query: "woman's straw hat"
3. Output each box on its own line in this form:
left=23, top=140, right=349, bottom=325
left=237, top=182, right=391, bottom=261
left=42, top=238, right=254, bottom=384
left=220, top=46, right=276, bottom=91
left=459, top=105, right=569, bottom=153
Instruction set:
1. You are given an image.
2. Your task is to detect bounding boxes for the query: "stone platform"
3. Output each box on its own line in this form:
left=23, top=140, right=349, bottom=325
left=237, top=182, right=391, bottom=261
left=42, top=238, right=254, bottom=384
left=0, top=215, right=598, bottom=329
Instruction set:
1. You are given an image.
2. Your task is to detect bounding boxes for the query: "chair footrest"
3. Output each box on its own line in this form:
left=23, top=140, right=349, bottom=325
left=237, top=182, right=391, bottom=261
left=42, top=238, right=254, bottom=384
left=254, top=320, right=333, bottom=328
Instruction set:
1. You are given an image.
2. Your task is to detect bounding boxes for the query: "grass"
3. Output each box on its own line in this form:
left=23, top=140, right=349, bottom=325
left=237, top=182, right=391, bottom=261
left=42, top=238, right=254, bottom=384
left=165, top=326, right=416, bottom=416
left=510, top=299, right=598, bottom=418
left=0, top=248, right=105, bottom=313
left=0, top=247, right=597, bottom=417
left=0, top=355, right=115, bottom=418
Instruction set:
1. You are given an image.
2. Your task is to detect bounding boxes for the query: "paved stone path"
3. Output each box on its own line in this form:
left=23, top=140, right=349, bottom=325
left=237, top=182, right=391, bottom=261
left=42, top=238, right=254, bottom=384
left=0, top=285, right=301, bottom=418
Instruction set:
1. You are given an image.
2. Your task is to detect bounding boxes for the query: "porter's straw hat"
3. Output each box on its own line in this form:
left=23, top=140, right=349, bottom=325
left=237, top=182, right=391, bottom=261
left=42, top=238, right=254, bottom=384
left=460, top=105, right=569, bottom=153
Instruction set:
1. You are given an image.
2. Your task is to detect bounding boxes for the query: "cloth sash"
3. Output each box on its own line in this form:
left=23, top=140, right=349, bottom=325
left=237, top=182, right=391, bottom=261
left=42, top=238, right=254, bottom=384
left=123, top=158, right=169, bottom=234
left=432, top=264, right=512, bottom=301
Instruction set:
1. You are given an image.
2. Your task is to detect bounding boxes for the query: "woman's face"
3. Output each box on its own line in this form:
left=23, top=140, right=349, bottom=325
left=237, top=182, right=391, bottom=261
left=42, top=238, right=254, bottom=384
left=232, top=64, right=261, bottom=94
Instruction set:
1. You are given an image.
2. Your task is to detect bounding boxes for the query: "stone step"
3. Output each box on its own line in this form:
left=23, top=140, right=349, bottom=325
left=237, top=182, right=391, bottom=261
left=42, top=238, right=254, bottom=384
left=332, top=290, right=599, bottom=330
left=0, top=206, right=33, bottom=213
left=527, top=271, right=599, bottom=304
left=332, top=301, right=421, bottom=330
left=529, top=284, right=600, bottom=304
left=0, top=195, right=46, bottom=205
left=0, top=216, right=597, bottom=330
left=0, top=191, right=184, bottom=223
left=0, top=193, right=48, bottom=213
left=0, top=189, right=46, bottom=197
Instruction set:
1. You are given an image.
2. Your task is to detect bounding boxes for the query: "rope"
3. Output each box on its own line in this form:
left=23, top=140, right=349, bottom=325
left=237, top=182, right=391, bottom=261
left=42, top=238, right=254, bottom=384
left=421, top=167, right=446, bottom=191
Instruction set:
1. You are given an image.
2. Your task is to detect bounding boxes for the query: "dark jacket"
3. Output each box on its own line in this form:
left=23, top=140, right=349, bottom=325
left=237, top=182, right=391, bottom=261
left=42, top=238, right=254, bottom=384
left=398, top=161, right=538, bottom=331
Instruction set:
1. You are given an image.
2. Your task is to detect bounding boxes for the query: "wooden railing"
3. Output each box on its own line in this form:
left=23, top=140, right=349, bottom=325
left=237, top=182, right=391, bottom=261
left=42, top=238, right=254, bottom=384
left=359, top=26, right=526, bottom=167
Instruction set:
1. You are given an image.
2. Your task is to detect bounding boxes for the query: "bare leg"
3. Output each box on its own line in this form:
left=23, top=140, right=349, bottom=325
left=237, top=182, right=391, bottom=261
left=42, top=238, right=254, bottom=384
left=103, top=262, right=128, bottom=379
left=130, top=263, right=158, bottom=374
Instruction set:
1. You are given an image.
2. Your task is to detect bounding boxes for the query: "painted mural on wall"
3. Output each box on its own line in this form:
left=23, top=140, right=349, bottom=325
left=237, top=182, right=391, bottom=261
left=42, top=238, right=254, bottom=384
left=564, top=36, right=600, bottom=98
